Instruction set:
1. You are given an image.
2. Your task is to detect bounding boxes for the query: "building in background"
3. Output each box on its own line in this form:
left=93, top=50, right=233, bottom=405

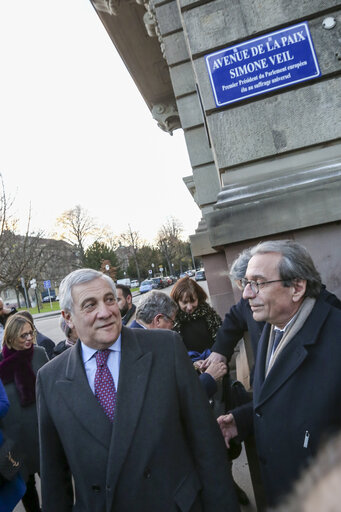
left=90, top=0, right=341, bottom=316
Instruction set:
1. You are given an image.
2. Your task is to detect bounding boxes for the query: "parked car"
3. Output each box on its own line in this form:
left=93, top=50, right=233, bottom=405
left=186, top=270, right=195, bottom=277
left=164, top=276, right=172, bottom=286
left=139, top=280, right=154, bottom=294
left=130, top=280, right=139, bottom=288
left=180, top=272, right=187, bottom=278
left=42, top=295, right=56, bottom=303
left=195, top=270, right=206, bottom=281
left=152, top=277, right=164, bottom=289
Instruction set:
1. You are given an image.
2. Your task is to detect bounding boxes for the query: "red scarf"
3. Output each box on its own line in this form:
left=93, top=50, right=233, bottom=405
left=0, top=344, right=36, bottom=406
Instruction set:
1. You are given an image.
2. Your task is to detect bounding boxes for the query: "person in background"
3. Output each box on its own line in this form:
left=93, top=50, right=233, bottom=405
left=116, top=284, right=136, bottom=326
left=0, top=299, right=17, bottom=345
left=131, top=290, right=227, bottom=399
left=19, top=311, right=55, bottom=360
left=170, top=276, right=222, bottom=353
left=131, top=290, right=177, bottom=329
left=0, top=314, right=48, bottom=512
left=53, top=315, right=78, bottom=357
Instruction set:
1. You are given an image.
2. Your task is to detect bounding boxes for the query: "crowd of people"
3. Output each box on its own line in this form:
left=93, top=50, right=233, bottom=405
left=1, top=239, right=341, bottom=511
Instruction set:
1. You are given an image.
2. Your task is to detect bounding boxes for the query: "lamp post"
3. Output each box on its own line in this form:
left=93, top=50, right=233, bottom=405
left=151, top=263, right=155, bottom=277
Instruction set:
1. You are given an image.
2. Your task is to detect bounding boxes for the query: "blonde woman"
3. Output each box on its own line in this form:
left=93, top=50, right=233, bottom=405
left=0, top=314, right=48, bottom=512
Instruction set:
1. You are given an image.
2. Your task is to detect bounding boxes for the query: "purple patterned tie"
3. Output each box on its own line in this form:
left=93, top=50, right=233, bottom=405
left=94, top=349, right=117, bottom=422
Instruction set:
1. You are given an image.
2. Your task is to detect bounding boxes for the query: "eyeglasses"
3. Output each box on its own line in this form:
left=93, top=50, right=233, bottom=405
left=162, top=314, right=175, bottom=327
left=241, top=278, right=284, bottom=295
left=19, top=330, right=36, bottom=340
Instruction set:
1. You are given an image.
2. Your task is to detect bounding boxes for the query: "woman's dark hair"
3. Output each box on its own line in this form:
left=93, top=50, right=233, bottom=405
left=170, top=276, right=207, bottom=305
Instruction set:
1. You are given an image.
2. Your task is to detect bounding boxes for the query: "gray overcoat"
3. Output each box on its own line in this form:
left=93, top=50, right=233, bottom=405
left=37, top=326, right=240, bottom=512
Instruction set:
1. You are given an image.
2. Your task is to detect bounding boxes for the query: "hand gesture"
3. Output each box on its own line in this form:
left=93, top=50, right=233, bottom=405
left=217, top=413, right=238, bottom=448
left=205, top=361, right=227, bottom=382
left=198, top=351, right=227, bottom=371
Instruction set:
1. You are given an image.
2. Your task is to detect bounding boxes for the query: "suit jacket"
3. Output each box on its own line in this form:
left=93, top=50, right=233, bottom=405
left=233, top=295, right=341, bottom=506
left=36, top=331, right=55, bottom=359
left=122, top=304, right=136, bottom=327
left=37, top=327, right=239, bottom=512
left=129, top=319, right=144, bottom=329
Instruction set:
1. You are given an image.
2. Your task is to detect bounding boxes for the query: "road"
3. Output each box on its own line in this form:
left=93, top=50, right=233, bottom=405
left=14, top=281, right=256, bottom=511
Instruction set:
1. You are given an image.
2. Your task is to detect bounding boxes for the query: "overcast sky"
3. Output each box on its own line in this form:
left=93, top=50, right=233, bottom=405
left=0, top=0, right=201, bottom=245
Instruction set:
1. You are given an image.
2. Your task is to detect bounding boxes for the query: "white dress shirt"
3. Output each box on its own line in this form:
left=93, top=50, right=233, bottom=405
left=81, top=335, right=121, bottom=393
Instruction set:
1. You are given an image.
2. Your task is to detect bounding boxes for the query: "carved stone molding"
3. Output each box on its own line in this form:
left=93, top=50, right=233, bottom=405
left=92, top=0, right=120, bottom=15
left=92, top=0, right=136, bottom=15
left=206, top=144, right=341, bottom=247
left=151, top=103, right=181, bottom=135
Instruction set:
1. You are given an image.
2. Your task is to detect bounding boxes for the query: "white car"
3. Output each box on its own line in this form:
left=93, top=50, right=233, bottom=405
left=130, top=280, right=139, bottom=288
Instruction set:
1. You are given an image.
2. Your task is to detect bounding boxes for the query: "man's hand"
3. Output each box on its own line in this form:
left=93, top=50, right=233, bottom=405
left=199, top=351, right=227, bottom=371
left=205, top=362, right=227, bottom=382
left=217, top=414, right=238, bottom=448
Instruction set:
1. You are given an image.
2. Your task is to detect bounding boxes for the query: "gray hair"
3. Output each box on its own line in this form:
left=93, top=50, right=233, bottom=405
left=229, top=248, right=252, bottom=282
left=59, top=314, right=71, bottom=337
left=136, top=291, right=178, bottom=324
left=250, top=240, right=321, bottom=298
left=59, top=268, right=117, bottom=313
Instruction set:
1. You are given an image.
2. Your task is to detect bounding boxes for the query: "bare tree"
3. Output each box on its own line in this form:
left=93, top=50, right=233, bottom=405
left=156, top=217, right=184, bottom=275
left=119, top=224, right=143, bottom=282
left=57, top=205, right=98, bottom=265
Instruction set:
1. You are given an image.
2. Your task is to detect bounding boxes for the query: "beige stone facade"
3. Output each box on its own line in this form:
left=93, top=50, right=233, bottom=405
left=91, top=0, right=341, bottom=316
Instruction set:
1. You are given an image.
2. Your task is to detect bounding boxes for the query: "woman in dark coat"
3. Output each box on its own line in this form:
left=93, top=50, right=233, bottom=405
left=170, top=276, right=222, bottom=353
left=0, top=314, right=48, bottom=512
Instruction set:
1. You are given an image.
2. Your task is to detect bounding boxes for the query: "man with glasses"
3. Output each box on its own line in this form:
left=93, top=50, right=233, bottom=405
left=130, top=290, right=177, bottom=330
left=217, top=240, right=341, bottom=508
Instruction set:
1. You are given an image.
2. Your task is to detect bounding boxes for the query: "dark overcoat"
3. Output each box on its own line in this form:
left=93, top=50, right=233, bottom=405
left=234, top=296, right=341, bottom=506
left=0, top=346, right=48, bottom=480
left=37, top=326, right=240, bottom=512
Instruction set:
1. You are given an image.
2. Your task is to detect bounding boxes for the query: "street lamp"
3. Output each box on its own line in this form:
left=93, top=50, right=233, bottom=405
left=151, top=263, right=155, bottom=276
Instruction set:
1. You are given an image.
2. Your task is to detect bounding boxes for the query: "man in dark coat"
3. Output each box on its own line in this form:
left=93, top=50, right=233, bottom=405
left=37, top=268, right=239, bottom=512
left=116, top=284, right=136, bottom=326
left=217, top=240, right=341, bottom=507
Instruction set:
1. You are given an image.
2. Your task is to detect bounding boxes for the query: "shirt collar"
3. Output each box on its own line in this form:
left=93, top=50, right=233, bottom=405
left=274, top=313, right=297, bottom=333
left=81, top=333, right=122, bottom=364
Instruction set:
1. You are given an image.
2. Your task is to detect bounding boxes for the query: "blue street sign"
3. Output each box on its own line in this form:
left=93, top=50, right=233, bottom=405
left=43, top=280, right=51, bottom=289
left=205, top=22, right=320, bottom=108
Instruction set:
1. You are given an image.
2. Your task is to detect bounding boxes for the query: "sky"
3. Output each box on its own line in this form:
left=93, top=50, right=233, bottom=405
left=0, top=1, right=201, bottom=246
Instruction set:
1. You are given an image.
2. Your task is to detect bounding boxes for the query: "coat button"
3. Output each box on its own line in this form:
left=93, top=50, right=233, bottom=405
left=144, top=468, right=151, bottom=479
left=255, top=411, right=262, bottom=418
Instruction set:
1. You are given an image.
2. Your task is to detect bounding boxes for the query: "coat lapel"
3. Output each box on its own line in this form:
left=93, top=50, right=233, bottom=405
left=254, top=298, right=331, bottom=408
left=55, top=342, right=113, bottom=448
left=106, top=327, right=152, bottom=506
